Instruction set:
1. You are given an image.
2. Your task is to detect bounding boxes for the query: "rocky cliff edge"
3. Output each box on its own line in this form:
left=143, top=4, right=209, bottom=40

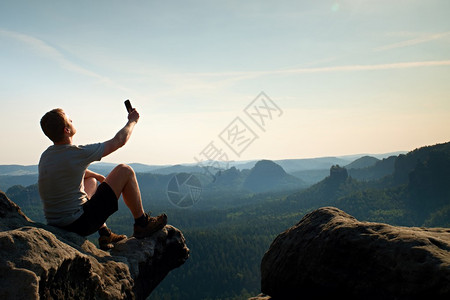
left=0, top=191, right=189, bottom=300
left=258, top=207, right=450, bottom=300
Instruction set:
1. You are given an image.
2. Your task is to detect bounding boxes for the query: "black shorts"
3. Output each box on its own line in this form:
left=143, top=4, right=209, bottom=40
left=61, top=182, right=118, bottom=236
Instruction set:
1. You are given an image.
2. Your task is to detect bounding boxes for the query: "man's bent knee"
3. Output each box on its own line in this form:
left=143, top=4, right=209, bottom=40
left=104, top=164, right=137, bottom=197
left=107, top=164, right=136, bottom=184
left=113, top=164, right=135, bottom=177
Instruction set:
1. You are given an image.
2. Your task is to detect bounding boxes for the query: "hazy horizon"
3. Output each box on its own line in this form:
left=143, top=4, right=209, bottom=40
left=0, top=148, right=410, bottom=169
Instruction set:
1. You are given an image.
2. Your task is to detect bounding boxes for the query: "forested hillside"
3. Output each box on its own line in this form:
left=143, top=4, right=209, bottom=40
left=285, top=142, right=450, bottom=227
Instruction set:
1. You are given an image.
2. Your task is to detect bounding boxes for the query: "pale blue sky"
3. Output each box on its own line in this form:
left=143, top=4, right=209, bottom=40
left=1, top=0, right=449, bottom=165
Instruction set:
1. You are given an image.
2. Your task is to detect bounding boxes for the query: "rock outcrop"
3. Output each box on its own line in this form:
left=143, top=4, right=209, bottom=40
left=329, top=164, right=348, bottom=182
left=260, top=207, right=450, bottom=299
left=0, top=191, right=189, bottom=300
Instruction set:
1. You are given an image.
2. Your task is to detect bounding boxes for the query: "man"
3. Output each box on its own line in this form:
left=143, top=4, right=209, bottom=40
left=38, top=107, right=167, bottom=250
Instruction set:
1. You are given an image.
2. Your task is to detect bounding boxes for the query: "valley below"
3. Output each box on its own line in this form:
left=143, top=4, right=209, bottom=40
left=1, top=143, right=449, bottom=299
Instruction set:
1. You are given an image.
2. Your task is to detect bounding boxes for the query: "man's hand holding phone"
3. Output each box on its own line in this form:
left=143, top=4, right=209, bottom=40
left=125, top=99, right=139, bottom=123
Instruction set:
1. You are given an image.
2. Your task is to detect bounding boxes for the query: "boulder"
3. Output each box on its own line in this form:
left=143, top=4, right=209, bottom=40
left=0, top=191, right=189, bottom=300
left=261, top=207, right=450, bottom=299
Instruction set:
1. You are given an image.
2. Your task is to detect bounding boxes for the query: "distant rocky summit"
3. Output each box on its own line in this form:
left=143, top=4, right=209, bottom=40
left=243, top=160, right=304, bottom=192
left=259, top=207, right=450, bottom=299
left=0, top=191, right=189, bottom=300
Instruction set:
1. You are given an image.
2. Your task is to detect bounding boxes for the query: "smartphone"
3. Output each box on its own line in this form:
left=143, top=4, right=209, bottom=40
left=124, top=99, right=133, bottom=113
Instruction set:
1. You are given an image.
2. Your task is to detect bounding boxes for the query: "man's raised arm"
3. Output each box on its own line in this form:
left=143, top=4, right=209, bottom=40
left=103, top=109, right=140, bottom=157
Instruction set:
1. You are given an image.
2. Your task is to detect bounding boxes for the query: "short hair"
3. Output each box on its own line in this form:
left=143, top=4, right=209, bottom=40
left=40, top=108, right=69, bottom=143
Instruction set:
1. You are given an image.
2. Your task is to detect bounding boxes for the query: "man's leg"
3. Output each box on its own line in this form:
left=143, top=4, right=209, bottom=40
left=104, top=164, right=145, bottom=219
left=84, top=177, right=98, bottom=198
left=84, top=176, right=108, bottom=229
left=84, top=175, right=126, bottom=249
left=105, top=164, right=167, bottom=239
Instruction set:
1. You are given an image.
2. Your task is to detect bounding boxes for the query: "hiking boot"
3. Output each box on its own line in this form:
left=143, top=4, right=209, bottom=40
left=133, top=213, right=168, bottom=239
left=99, top=229, right=127, bottom=251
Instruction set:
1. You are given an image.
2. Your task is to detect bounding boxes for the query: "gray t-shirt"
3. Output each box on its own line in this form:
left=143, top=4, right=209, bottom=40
left=38, top=143, right=105, bottom=226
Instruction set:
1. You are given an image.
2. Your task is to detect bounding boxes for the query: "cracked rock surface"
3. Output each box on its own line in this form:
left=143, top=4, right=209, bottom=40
left=0, top=191, right=189, bottom=300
